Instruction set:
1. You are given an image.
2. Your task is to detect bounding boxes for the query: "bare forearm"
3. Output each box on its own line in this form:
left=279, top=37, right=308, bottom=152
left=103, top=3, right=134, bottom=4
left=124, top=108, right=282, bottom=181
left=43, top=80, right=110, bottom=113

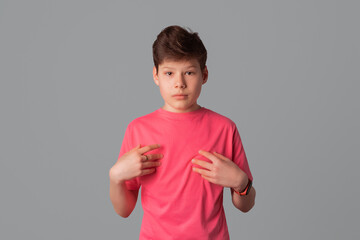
left=231, top=186, right=256, bottom=213
left=109, top=170, right=138, bottom=218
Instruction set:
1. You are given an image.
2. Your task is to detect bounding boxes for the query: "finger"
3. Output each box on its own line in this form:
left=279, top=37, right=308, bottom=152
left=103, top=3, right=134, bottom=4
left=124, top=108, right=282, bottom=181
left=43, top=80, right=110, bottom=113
left=212, top=151, right=230, bottom=161
left=192, top=159, right=212, bottom=170
left=140, top=168, right=156, bottom=176
left=141, top=155, right=148, bottom=162
left=201, top=174, right=216, bottom=184
left=144, top=153, right=164, bottom=161
left=192, top=167, right=213, bottom=177
left=142, top=161, right=161, bottom=169
left=198, top=150, right=218, bottom=162
left=138, top=144, right=161, bottom=155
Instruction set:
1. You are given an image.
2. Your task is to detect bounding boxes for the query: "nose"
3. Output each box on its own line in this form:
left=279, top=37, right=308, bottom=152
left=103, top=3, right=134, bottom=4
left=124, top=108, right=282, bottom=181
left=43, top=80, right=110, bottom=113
left=175, top=74, right=186, bottom=89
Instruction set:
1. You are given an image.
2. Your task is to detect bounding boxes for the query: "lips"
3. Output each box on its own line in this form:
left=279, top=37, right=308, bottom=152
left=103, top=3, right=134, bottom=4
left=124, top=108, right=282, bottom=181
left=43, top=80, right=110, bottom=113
left=173, top=94, right=188, bottom=100
left=172, top=94, right=187, bottom=97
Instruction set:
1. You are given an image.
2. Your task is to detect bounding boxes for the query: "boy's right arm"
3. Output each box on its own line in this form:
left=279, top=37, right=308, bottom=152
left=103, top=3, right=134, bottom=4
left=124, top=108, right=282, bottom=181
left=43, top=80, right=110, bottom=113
left=109, top=144, right=163, bottom=218
left=109, top=175, right=139, bottom=218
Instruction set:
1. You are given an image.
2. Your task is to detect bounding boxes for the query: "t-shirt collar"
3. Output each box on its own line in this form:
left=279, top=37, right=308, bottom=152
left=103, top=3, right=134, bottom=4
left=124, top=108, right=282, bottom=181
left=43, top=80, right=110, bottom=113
left=156, top=106, right=207, bottom=120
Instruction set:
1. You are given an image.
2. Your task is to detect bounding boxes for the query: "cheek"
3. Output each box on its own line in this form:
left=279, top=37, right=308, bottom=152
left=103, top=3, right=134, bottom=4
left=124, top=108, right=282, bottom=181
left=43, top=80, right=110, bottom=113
left=158, top=83, right=171, bottom=96
left=192, top=82, right=203, bottom=95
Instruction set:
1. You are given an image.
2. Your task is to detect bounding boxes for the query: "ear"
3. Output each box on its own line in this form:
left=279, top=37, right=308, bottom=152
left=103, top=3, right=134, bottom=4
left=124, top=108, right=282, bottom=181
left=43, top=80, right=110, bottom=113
left=202, top=66, right=208, bottom=84
left=153, top=66, right=159, bottom=86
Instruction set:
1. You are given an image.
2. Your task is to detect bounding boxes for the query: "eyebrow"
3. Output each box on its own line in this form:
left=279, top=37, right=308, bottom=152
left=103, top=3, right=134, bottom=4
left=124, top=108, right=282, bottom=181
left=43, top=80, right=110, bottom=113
left=161, top=65, right=197, bottom=70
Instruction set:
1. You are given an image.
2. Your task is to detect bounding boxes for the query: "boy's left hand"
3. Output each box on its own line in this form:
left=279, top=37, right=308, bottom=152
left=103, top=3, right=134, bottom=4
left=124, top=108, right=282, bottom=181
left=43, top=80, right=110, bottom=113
left=192, top=150, right=248, bottom=189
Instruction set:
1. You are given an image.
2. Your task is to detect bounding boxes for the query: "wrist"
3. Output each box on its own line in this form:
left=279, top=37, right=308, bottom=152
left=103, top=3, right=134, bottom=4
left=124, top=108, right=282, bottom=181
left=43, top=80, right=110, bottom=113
left=233, top=171, right=248, bottom=191
left=233, top=177, right=249, bottom=193
left=109, top=168, right=126, bottom=184
left=233, top=178, right=252, bottom=196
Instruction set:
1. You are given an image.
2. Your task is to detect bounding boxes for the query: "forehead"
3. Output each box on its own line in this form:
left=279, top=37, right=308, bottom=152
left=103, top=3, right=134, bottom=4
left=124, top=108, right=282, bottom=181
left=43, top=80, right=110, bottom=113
left=159, top=58, right=200, bottom=69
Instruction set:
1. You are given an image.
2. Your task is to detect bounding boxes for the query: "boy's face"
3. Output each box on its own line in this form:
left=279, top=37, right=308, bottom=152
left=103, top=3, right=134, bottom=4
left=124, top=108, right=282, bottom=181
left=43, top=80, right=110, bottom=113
left=153, top=59, right=208, bottom=113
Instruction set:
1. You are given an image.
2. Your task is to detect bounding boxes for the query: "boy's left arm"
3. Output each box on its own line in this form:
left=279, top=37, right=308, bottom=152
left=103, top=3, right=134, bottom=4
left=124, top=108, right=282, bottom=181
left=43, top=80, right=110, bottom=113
left=231, top=184, right=256, bottom=213
left=192, top=150, right=255, bottom=213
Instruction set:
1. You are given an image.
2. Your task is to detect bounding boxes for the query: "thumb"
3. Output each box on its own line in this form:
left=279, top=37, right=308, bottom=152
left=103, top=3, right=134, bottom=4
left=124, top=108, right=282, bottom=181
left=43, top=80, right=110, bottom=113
left=132, top=144, right=141, bottom=151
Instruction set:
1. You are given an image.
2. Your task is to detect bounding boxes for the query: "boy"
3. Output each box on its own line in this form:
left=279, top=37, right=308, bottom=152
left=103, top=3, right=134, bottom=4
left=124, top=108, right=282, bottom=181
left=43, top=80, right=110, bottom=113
left=109, top=25, right=256, bottom=239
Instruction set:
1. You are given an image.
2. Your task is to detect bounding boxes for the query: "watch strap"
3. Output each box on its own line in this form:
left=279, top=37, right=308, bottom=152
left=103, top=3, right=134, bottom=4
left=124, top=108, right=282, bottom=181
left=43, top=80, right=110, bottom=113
left=233, top=179, right=252, bottom=196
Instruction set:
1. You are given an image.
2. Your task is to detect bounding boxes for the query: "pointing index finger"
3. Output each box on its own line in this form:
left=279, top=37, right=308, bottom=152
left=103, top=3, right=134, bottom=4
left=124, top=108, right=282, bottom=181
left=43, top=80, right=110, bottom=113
left=138, top=144, right=161, bottom=155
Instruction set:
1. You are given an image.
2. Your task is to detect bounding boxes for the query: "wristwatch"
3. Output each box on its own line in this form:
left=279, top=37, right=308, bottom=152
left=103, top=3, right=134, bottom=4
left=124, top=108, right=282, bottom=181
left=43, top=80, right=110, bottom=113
left=233, top=179, right=252, bottom=196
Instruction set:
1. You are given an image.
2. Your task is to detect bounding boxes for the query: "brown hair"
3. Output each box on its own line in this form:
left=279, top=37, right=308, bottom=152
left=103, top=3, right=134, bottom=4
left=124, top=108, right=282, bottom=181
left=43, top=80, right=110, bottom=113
left=152, top=25, right=207, bottom=72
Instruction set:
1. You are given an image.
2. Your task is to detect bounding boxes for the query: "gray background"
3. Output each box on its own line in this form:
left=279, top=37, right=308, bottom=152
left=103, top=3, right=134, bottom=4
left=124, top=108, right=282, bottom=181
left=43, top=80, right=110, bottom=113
left=1, top=0, right=359, bottom=239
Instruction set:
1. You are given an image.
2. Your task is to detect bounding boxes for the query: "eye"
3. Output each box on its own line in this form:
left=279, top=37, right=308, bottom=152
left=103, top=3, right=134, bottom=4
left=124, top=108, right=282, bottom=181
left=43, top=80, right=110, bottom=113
left=165, top=72, right=172, bottom=76
left=185, top=72, right=193, bottom=75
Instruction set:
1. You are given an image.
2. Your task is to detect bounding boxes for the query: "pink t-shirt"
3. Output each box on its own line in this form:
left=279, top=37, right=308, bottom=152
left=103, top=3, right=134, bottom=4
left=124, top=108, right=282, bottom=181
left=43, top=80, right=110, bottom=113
left=118, top=106, right=253, bottom=240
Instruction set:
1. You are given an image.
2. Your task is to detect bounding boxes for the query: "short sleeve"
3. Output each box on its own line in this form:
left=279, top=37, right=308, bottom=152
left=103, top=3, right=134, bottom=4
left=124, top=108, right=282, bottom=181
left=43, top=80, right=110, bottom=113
left=232, top=125, right=253, bottom=182
left=118, top=123, right=141, bottom=190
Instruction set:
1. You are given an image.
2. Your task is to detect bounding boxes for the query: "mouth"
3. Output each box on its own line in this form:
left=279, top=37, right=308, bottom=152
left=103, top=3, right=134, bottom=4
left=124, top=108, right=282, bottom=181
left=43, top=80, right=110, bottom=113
left=172, top=94, right=188, bottom=97
left=172, top=94, right=188, bottom=99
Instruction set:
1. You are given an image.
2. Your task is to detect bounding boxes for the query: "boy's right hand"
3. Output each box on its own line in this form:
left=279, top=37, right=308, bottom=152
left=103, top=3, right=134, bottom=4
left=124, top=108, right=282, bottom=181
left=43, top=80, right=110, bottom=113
left=109, top=144, right=163, bottom=183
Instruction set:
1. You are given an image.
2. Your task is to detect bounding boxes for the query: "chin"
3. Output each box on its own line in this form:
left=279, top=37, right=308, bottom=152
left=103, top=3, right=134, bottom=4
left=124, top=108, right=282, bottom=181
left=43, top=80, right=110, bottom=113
left=167, top=105, right=188, bottom=112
